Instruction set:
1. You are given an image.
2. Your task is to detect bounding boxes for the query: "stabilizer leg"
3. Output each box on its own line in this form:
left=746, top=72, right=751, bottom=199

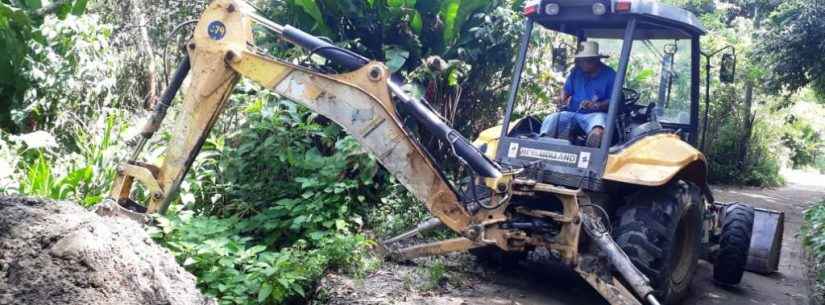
left=393, top=238, right=482, bottom=260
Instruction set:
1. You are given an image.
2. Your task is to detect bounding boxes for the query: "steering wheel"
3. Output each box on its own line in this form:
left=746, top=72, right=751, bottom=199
left=622, top=88, right=640, bottom=107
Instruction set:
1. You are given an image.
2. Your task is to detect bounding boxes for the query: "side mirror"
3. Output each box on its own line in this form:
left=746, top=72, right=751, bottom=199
left=719, top=52, right=736, bottom=83
left=553, top=47, right=568, bottom=73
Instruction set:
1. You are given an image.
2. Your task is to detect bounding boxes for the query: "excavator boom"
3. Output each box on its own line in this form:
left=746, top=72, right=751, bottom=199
left=108, top=0, right=500, bottom=235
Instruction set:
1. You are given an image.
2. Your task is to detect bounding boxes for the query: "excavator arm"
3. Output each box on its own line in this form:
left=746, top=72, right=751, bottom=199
left=107, top=3, right=668, bottom=305
left=108, top=0, right=504, bottom=235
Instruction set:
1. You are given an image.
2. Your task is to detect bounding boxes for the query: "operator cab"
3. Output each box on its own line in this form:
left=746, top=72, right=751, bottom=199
left=494, top=0, right=705, bottom=191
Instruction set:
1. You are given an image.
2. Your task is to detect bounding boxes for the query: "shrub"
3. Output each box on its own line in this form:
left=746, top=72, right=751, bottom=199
left=185, top=92, right=382, bottom=223
left=1, top=114, right=128, bottom=206
left=7, top=13, right=122, bottom=133
left=783, top=117, right=824, bottom=169
left=159, top=90, right=388, bottom=304
left=705, top=94, right=785, bottom=187
left=153, top=210, right=372, bottom=305
left=366, top=177, right=430, bottom=237
left=802, top=199, right=825, bottom=304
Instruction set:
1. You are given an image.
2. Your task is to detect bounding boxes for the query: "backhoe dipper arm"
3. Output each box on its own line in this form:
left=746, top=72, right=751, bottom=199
left=109, top=0, right=501, bottom=235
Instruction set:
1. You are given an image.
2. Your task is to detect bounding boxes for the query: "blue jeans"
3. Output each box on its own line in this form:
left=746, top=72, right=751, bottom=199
left=540, top=111, right=607, bottom=138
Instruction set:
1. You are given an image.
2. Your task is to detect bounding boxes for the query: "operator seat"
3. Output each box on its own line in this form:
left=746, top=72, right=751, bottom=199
left=541, top=110, right=621, bottom=148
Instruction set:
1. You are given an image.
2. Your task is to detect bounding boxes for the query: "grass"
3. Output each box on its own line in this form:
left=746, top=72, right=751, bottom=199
left=1, top=114, right=126, bottom=205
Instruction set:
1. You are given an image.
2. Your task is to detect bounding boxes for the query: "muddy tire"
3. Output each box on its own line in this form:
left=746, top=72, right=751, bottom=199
left=614, top=181, right=703, bottom=305
left=470, top=246, right=527, bottom=268
left=713, top=203, right=754, bottom=285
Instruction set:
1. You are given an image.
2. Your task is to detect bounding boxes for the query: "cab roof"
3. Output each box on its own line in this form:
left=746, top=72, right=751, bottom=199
left=531, top=0, right=706, bottom=40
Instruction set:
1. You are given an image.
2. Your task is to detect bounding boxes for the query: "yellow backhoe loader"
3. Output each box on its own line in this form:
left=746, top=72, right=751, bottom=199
left=104, top=1, right=785, bottom=305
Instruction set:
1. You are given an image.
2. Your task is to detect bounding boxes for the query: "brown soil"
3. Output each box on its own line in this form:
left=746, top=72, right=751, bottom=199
left=319, top=170, right=825, bottom=305
left=0, top=196, right=214, bottom=305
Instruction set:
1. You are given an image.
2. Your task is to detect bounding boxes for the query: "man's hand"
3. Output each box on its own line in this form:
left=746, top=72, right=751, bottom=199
left=556, top=95, right=571, bottom=108
left=582, top=100, right=607, bottom=111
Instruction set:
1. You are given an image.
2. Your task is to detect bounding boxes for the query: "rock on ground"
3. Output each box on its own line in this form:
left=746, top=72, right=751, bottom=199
left=0, top=196, right=214, bottom=305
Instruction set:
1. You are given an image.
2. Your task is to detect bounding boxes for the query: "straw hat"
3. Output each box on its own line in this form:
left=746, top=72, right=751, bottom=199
left=575, top=41, right=609, bottom=59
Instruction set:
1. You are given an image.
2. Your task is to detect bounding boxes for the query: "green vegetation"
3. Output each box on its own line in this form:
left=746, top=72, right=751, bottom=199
left=423, top=259, right=448, bottom=290
left=0, top=0, right=97, bottom=132
left=152, top=209, right=374, bottom=304
left=666, top=0, right=825, bottom=186
left=2, top=1, right=520, bottom=303
left=803, top=198, right=825, bottom=304
left=0, top=114, right=126, bottom=204
left=1, top=0, right=825, bottom=304
left=263, top=0, right=523, bottom=167
left=147, top=95, right=385, bottom=304
left=756, top=0, right=825, bottom=96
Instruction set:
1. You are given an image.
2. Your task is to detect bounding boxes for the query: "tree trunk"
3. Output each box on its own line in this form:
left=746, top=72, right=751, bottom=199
left=131, top=0, right=159, bottom=110
left=737, top=81, right=754, bottom=168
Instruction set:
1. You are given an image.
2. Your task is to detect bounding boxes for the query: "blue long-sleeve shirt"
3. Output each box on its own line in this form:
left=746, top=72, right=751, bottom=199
left=563, top=64, right=616, bottom=114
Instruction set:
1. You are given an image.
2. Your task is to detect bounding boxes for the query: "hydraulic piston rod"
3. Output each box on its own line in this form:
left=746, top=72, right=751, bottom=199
left=382, top=218, right=444, bottom=245
left=131, top=56, right=191, bottom=161
left=582, top=213, right=662, bottom=305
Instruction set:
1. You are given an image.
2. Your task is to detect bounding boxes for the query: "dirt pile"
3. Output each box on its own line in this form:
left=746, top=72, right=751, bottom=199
left=0, top=196, right=214, bottom=305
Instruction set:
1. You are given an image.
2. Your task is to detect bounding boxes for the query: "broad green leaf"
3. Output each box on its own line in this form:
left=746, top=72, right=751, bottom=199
left=447, top=66, right=463, bottom=86
left=24, top=0, right=42, bottom=10
left=440, top=1, right=460, bottom=43
left=257, top=283, right=272, bottom=303
left=440, top=0, right=488, bottom=44
left=57, top=2, right=74, bottom=19
left=632, top=68, right=655, bottom=83
left=411, top=11, right=423, bottom=34
left=384, top=46, right=409, bottom=73
left=293, top=0, right=331, bottom=35
left=293, top=284, right=306, bottom=297
left=248, top=245, right=267, bottom=255
left=72, top=0, right=89, bottom=15
left=335, top=219, right=348, bottom=231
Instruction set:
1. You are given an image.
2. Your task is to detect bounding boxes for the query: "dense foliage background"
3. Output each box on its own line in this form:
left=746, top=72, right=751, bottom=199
left=2, top=0, right=825, bottom=304
left=804, top=198, right=825, bottom=305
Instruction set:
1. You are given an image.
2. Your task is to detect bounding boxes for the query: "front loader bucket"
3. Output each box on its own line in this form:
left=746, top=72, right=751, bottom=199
left=746, top=207, right=784, bottom=274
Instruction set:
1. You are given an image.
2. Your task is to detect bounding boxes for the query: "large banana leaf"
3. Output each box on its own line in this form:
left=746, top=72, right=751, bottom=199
left=439, top=0, right=489, bottom=45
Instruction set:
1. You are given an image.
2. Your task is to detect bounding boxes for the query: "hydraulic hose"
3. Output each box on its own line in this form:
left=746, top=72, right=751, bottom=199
left=281, top=25, right=369, bottom=71
left=131, top=56, right=191, bottom=161
left=280, top=25, right=502, bottom=178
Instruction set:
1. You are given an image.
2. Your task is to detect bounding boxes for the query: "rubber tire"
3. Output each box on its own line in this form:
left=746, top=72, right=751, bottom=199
left=614, top=181, right=704, bottom=305
left=470, top=246, right=527, bottom=268
left=713, top=203, right=754, bottom=285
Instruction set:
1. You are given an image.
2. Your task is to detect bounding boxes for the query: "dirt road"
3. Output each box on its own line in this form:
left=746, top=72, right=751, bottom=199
left=321, top=170, right=825, bottom=305
left=686, top=170, right=825, bottom=305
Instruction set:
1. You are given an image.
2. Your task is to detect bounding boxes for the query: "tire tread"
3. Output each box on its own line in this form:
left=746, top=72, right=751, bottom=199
left=713, top=203, right=754, bottom=285
left=614, top=181, right=702, bottom=304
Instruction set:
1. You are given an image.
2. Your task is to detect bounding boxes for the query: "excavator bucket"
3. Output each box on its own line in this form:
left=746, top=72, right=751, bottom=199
left=746, top=207, right=784, bottom=274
